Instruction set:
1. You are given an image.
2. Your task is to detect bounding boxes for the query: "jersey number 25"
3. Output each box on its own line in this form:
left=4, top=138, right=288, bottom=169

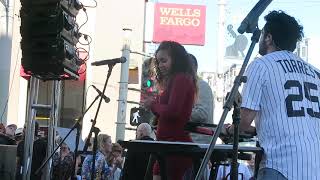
left=284, top=80, right=320, bottom=118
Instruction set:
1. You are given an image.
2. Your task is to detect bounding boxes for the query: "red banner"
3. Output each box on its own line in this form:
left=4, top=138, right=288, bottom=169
left=153, top=3, right=206, bottom=45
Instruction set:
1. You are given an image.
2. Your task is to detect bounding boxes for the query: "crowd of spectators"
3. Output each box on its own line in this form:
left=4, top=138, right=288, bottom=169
left=0, top=121, right=128, bottom=180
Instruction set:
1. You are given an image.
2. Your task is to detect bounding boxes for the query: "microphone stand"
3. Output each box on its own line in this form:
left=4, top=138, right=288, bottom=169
left=195, top=27, right=261, bottom=180
left=35, top=91, right=104, bottom=176
left=70, top=94, right=102, bottom=179
left=82, top=64, right=115, bottom=180
left=230, top=91, right=242, bottom=180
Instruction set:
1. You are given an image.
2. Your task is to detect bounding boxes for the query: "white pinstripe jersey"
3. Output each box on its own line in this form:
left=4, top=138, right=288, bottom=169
left=241, top=50, right=320, bottom=180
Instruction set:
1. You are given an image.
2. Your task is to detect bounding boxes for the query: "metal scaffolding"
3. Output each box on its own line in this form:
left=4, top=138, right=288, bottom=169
left=22, top=77, right=61, bottom=180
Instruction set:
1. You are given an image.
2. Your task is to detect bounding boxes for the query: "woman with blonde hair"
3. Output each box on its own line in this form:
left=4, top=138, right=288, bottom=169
left=81, top=134, right=112, bottom=180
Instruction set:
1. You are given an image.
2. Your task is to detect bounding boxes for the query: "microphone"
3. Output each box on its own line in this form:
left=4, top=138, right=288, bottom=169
left=92, top=85, right=110, bottom=103
left=91, top=57, right=126, bottom=66
left=237, top=0, right=272, bottom=34
left=125, top=127, right=137, bottom=131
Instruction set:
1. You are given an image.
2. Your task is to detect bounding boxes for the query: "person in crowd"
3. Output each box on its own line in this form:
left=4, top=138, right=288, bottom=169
left=81, top=134, right=112, bottom=180
left=247, top=154, right=255, bottom=178
left=5, top=124, right=17, bottom=139
left=16, top=121, right=47, bottom=180
left=109, top=143, right=123, bottom=169
left=52, top=142, right=74, bottom=180
left=0, top=123, right=5, bottom=134
left=222, top=11, right=320, bottom=180
left=106, top=143, right=123, bottom=180
left=216, top=163, right=252, bottom=180
left=14, top=128, right=24, bottom=144
left=0, top=130, right=16, bottom=145
left=188, top=54, right=214, bottom=180
left=123, top=123, right=155, bottom=180
left=136, top=122, right=155, bottom=141
left=0, top=123, right=16, bottom=145
left=75, top=155, right=82, bottom=180
left=142, top=41, right=197, bottom=180
left=188, top=53, right=214, bottom=144
left=2, top=123, right=18, bottom=145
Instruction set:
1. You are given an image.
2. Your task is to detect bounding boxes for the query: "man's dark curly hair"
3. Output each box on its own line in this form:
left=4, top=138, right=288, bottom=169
left=263, top=10, right=304, bottom=51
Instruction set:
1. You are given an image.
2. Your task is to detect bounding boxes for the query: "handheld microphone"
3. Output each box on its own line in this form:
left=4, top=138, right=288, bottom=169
left=92, top=85, right=110, bottom=103
left=91, top=57, right=126, bottom=66
left=237, top=0, right=273, bottom=34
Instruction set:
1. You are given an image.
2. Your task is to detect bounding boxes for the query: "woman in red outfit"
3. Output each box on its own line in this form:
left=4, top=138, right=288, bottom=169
left=142, top=41, right=197, bottom=180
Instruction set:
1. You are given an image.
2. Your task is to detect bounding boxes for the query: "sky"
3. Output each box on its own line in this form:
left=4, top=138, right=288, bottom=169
left=155, top=0, right=320, bottom=72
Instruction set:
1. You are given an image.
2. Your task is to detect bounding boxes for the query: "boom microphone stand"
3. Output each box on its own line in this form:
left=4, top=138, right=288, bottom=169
left=82, top=64, right=115, bottom=180
left=35, top=86, right=106, bottom=176
left=70, top=93, right=104, bottom=179
left=195, top=27, right=262, bottom=180
left=195, top=1, right=273, bottom=178
left=230, top=91, right=242, bottom=180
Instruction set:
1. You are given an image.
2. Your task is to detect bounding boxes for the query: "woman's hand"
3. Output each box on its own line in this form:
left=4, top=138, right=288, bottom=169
left=114, top=156, right=123, bottom=168
left=221, top=123, right=232, bottom=136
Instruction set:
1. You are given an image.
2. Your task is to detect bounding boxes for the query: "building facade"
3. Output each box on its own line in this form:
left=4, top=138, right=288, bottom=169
left=0, top=0, right=147, bottom=141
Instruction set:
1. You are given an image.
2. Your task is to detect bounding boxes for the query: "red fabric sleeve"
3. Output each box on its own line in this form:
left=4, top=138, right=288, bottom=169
left=150, top=74, right=194, bottom=122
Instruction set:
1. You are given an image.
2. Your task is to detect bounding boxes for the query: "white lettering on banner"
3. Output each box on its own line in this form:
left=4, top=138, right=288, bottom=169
left=160, top=17, right=200, bottom=26
left=158, top=7, right=202, bottom=27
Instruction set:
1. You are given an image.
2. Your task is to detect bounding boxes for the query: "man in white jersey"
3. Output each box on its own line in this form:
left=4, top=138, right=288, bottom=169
left=222, top=11, right=320, bottom=180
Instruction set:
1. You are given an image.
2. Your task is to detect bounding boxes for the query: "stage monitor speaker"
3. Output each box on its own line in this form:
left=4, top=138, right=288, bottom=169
left=0, top=144, right=17, bottom=180
left=20, top=0, right=83, bottom=80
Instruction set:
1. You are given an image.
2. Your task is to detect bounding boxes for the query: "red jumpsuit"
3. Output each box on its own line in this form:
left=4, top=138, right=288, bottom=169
left=151, top=73, right=196, bottom=180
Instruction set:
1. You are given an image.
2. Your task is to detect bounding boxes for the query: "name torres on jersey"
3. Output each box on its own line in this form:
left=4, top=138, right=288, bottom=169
left=276, top=59, right=320, bottom=79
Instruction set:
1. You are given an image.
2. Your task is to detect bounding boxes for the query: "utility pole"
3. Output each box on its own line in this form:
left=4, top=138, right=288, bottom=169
left=215, top=0, right=227, bottom=124
left=115, top=28, right=132, bottom=141
left=0, top=0, right=15, bottom=124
